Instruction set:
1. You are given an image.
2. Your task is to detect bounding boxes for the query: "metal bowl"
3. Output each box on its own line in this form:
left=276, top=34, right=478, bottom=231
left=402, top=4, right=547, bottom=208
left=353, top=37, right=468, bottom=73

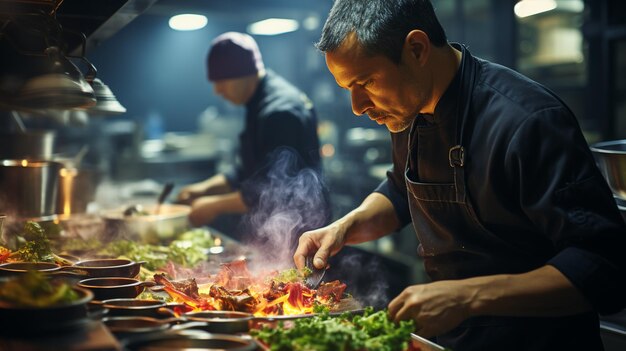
left=101, top=204, right=191, bottom=244
left=590, top=140, right=626, bottom=199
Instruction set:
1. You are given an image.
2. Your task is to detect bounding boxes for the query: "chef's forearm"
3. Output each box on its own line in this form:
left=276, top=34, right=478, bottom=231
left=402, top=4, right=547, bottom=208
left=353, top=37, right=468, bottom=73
left=341, top=192, right=401, bottom=245
left=465, top=265, right=592, bottom=318
left=214, top=192, right=248, bottom=214
left=202, top=174, right=233, bottom=195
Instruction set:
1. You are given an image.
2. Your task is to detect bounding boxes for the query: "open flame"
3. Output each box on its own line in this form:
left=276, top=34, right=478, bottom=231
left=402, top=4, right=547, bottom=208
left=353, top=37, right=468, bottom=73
left=153, top=259, right=346, bottom=316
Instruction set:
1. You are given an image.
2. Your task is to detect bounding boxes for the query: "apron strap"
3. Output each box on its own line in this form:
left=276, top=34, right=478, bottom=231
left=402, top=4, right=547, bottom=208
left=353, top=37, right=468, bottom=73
left=449, top=44, right=478, bottom=202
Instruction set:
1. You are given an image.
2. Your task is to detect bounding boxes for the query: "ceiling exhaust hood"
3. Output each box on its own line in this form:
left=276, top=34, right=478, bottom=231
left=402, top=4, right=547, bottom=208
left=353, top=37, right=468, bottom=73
left=0, top=0, right=155, bottom=113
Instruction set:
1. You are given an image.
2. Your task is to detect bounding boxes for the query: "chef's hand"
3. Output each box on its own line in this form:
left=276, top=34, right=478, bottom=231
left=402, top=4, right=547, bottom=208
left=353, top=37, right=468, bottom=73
left=294, top=221, right=349, bottom=271
left=177, top=174, right=232, bottom=205
left=188, top=196, right=222, bottom=226
left=177, top=182, right=209, bottom=205
left=388, top=280, right=471, bottom=338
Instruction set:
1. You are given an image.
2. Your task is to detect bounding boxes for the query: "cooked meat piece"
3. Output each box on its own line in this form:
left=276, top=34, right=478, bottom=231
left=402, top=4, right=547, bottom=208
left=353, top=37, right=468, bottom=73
left=154, top=273, right=200, bottom=299
left=209, top=285, right=258, bottom=313
left=316, top=280, right=347, bottom=302
left=263, top=281, right=286, bottom=301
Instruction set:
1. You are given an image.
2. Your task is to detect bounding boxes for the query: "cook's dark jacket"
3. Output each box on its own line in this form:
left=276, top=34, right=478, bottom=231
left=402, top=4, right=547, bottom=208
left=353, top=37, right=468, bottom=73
left=224, top=69, right=322, bottom=206
left=375, top=44, right=626, bottom=351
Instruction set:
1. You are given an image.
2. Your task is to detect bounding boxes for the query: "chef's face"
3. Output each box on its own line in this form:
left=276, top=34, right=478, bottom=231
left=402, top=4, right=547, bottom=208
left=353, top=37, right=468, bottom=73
left=212, top=77, right=251, bottom=105
left=326, top=33, right=432, bottom=133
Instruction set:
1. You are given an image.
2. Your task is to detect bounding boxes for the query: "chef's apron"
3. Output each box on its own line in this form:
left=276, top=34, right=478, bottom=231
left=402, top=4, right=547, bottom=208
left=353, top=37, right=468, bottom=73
left=404, top=45, right=602, bottom=351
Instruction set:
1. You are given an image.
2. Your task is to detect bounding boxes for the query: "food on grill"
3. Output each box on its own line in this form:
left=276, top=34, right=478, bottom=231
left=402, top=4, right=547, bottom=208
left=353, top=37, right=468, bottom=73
left=153, top=259, right=348, bottom=316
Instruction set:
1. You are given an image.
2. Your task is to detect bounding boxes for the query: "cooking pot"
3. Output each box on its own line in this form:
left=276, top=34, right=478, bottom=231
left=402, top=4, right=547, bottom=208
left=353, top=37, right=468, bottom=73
left=0, top=130, right=55, bottom=160
left=56, top=166, right=101, bottom=215
left=0, top=159, right=63, bottom=218
left=101, top=204, right=191, bottom=244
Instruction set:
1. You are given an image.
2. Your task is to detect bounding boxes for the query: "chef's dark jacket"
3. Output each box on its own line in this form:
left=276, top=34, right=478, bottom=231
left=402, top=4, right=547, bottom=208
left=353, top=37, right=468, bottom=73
left=224, top=70, right=321, bottom=206
left=375, top=44, right=626, bottom=351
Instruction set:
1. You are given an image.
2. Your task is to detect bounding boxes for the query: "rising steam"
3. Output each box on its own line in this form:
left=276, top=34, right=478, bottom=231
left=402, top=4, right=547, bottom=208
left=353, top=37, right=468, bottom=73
left=238, top=147, right=330, bottom=270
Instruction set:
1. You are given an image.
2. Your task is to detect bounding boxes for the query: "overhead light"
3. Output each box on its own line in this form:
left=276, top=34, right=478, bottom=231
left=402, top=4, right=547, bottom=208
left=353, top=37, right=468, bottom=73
left=16, top=47, right=96, bottom=110
left=169, top=14, right=208, bottom=31
left=303, top=15, right=320, bottom=31
left=514, top=0, right=557, bottom=18
left=88, top=78, right=127, bottom=115
left=247, top=18, right=299, bottom=36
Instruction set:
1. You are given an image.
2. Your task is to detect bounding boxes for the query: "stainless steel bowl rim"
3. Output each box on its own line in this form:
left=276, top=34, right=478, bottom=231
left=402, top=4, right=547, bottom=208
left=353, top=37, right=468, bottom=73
left=590, top=140, right=626, bottom=153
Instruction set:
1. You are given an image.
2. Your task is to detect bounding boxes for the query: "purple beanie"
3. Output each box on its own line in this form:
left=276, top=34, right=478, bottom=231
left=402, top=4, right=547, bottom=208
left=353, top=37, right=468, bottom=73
left=206, top=32, right=265, bottom=81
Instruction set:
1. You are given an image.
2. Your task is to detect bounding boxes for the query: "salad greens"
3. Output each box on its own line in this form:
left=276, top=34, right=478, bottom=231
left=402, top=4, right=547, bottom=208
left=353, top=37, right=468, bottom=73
left=13, top=222, right=54, bottom=262
left=57, top=228, right=214, bottom=272
left=251, top=307, right=415, bottom=351
left=0, top=270, right=80, bottom=307
left=270, top=267, right=312, bottom=284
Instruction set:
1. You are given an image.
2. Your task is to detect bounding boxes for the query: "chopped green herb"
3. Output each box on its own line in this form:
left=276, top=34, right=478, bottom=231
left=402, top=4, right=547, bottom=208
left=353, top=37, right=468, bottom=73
left=251, top=307, right=414, bottom=351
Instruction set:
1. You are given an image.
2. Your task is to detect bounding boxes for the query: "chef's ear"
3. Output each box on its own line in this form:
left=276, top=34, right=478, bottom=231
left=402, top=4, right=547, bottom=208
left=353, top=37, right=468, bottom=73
left=404, top=30, right=430, bottom=66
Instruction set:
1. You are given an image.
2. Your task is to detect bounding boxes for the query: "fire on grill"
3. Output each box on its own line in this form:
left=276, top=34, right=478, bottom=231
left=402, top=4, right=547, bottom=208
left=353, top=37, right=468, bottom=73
left=153, top=259, right=347, bottom=316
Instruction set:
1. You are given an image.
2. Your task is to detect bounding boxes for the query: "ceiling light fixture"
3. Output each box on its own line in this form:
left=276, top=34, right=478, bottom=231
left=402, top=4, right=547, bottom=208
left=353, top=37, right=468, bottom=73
left=168, top=14, right=208, bottom=31
left=247, top=18, right=299, bottom=36
left=88, top=78, right=126, bottom=115
left=514, top=0, right=557, bottom=18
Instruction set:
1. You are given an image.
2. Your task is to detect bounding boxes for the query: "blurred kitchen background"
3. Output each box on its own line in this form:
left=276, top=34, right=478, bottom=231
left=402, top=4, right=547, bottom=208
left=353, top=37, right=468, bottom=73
left=1, top=0, right=625, bottom=294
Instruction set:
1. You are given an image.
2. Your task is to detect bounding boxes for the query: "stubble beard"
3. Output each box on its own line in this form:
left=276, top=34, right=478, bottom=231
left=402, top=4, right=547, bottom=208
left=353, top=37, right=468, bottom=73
left=386, top=117, right=413, bottom=133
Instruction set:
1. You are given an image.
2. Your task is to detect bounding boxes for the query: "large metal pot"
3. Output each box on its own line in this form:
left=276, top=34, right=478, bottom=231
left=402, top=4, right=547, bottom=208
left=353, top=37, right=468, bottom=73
left=0, top=159, right=63, bottom=218
left=590, top=140, right=626, bottom=199
left=0, top=130, right=56, bottom=160
left=101, top=204, right=191, bottom=244
left=56, top=166, right=101, bottom=215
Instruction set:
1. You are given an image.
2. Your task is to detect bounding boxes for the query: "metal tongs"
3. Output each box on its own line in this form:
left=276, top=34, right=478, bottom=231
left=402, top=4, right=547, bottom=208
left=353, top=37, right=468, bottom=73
left=304, top=255, right=327, bottom=289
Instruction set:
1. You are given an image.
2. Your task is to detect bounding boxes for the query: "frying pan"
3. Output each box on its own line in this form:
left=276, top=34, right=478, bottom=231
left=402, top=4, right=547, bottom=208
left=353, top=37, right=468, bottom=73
left=78, top=277, right=156, bottom=300
left=0, top=261, right=89, bottom=280
left=89, top=298, right=174, bottom=318
left=102, top=316, right=208, bottom=339
left=73, top=258, right=144, bottom=278
left=0, top=259, right=144, bottom=279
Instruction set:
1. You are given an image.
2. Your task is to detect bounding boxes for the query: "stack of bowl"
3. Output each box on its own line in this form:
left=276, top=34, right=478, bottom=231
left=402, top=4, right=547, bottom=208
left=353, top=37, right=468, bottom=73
left=590, top=140, right=626, bottom=222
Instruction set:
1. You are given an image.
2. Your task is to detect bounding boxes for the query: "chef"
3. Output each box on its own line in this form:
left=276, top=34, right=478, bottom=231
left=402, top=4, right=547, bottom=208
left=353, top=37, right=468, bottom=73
left=294, top=0, right=626, bottom=350
left=177, top=32, right=322, bottom=230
